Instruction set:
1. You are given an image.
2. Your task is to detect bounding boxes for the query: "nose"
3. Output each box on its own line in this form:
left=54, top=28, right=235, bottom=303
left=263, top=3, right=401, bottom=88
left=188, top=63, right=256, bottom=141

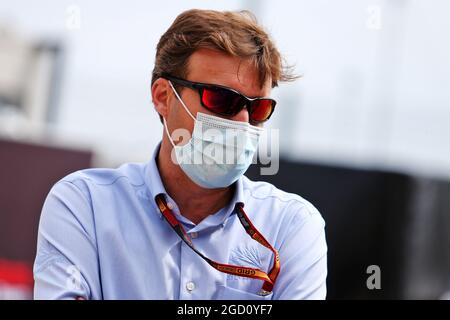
left=230, top=103, right=250, bottom=123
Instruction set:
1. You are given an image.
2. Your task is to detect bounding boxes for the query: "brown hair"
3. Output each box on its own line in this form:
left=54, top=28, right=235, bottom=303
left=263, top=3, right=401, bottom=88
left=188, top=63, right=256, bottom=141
left=151, top=9, right=297, bottom=89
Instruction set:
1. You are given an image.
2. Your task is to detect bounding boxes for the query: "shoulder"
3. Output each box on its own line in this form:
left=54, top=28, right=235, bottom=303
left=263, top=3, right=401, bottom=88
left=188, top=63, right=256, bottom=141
left=53, top=162, right=146, bottom=195
left=241, top=175, right=325, bottom=233
left=41, top=162, right=147, bottom=214
left=62, top=162, right=146, bottom=187
left=40, top=162, right=147, bottom=231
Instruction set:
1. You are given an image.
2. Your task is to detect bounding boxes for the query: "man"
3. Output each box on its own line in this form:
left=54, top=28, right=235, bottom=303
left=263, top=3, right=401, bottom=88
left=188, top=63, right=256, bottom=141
left=34, top=9, right=327, bottom=300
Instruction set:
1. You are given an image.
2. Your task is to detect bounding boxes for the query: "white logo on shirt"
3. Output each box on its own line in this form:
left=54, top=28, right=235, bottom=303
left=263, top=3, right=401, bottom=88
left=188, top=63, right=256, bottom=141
left=227, top=244, right=264, bottom=281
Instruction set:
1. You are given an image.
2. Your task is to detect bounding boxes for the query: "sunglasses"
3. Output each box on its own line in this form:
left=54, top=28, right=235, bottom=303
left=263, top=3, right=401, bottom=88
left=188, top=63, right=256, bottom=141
left=162, top=75, right=276, bottom=124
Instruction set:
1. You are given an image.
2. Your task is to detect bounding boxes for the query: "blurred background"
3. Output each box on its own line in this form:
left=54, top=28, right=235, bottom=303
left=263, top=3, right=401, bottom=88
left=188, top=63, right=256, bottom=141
left=0, top=0, right=449, bottom=299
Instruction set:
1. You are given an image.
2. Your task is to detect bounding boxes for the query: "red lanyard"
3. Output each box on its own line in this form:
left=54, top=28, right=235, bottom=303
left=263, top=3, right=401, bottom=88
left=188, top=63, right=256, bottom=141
left=155, top=194, right=280, bottom=295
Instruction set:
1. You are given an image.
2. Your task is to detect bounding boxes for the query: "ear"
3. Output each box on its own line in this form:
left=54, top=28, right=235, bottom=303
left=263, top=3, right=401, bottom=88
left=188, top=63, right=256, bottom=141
left=151, top=78, right=171, bottom=120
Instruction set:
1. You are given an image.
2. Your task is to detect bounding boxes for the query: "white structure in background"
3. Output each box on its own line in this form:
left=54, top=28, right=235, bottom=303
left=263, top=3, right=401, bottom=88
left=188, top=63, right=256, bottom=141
left=0, top=24, right=63, bottom=142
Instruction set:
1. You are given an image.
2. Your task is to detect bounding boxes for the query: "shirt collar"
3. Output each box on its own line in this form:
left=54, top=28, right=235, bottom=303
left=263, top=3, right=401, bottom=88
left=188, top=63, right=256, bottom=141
left=143, top=142, right=245, bottom=228
left=144, top=142, right=167, bottom=218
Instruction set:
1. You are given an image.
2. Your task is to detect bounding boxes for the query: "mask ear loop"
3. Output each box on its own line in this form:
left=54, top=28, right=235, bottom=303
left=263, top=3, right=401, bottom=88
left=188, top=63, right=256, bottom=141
left=163, top=118, right=176, bottom=148
left=163, top=80, right=197, bottom=148
left=168, top=80, right=196, bottom=121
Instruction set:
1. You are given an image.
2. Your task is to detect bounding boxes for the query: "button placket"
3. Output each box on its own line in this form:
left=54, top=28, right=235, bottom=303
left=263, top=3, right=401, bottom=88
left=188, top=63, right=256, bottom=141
left=186, top=281, right=195, bottom=292
left=190, top=232, right=198, bottom=239
left=179, top=241, right=195, bottom=299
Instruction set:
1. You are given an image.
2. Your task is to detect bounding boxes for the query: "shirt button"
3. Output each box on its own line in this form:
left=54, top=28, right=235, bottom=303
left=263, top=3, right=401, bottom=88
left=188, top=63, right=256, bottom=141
left=190, top=232, right=198, bottom=239
left=186, top=281, right=196, bottom=292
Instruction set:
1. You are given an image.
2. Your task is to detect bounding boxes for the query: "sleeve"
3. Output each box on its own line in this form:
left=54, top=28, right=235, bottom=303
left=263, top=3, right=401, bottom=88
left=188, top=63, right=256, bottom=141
left=272, top=201, right=328, bottom=300
left=33, top=180, right=102, bottom=300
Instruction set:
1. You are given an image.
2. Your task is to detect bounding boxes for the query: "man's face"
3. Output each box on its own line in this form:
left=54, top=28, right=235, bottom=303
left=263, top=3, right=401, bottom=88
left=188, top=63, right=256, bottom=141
left=165, top=48, right=272, bottom=137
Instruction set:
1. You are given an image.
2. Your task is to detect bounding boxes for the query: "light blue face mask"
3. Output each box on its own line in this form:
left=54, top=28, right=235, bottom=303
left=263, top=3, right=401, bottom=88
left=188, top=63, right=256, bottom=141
left=163, top=80, right=264, bottom=189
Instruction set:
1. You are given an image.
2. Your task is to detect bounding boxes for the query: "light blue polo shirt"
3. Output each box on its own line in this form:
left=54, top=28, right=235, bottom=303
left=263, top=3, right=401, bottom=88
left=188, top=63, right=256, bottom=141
left=33, top=143, right=327, bottom=300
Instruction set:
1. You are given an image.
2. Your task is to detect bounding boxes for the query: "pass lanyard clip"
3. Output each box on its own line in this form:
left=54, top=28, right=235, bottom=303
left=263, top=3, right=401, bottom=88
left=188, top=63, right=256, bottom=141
left=155, top=194, right=280, bottom=294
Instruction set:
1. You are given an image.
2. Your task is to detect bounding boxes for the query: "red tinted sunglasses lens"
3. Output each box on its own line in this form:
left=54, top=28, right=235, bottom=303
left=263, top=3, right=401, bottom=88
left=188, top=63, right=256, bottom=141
left=250, top=100, right=275, bottom=122
left=201, top=87, right=244, bottom=115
